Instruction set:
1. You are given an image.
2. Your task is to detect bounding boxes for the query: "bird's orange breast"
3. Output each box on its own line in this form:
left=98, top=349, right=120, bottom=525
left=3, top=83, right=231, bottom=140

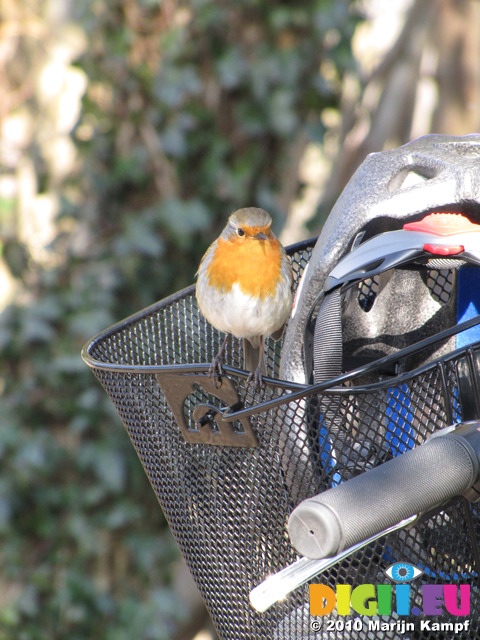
left=206, top=236, right=282, bottom=299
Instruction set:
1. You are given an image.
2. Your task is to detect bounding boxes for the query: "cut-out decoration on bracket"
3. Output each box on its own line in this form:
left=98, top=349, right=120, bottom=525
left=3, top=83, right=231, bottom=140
left=156, top=373, right=258, bottom=447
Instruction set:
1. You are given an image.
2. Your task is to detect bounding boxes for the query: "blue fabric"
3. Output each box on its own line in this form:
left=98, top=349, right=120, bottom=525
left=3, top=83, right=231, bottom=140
left=456, top=266, right=480, bottom=349
left=317, top=418, right=343, bottom=487
left=386, top=384, right=415, bottom=456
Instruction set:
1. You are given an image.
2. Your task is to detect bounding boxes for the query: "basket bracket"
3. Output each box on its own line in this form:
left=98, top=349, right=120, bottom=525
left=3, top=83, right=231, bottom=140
left=156, top=372, right=258, bottom=447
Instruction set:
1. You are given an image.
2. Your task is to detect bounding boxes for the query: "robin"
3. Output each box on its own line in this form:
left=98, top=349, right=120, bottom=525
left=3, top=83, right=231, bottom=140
left=196, top=207, right=294, bottom=386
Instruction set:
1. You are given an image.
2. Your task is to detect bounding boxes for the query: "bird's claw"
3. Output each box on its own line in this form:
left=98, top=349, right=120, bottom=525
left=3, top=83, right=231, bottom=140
left=247, top=366, right=265, bottom=390
left=209, top=356, right=224, bottom=387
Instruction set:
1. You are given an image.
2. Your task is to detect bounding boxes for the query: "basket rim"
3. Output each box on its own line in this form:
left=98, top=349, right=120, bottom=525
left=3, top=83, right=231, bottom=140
left=81, top=295, right=480, bottom=390
left=81, top=231, right=480, bottom=422
left=81, top=283, right=196, bottom=371
left=221, top=314, right=480, bottom=421
left=81, top=237, right=317, bottom=373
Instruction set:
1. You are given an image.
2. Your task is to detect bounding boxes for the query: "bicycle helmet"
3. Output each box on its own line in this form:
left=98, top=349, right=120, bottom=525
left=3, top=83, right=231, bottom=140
left=282, top=133, right=480, bottom=384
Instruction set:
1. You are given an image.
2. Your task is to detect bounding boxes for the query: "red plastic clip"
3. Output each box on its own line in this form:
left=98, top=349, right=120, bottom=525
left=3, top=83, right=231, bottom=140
left=423, top=243, right=464, bottom=256
left=404, top=213, right=480, bottom=236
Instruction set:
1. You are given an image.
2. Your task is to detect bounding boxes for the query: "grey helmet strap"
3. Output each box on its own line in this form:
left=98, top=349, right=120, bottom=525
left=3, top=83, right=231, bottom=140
left=313, top=288, right=343, bottom=384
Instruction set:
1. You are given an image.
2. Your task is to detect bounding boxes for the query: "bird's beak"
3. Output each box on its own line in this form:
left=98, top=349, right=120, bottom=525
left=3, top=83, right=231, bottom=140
left=255, top=232, right=267, bottom=240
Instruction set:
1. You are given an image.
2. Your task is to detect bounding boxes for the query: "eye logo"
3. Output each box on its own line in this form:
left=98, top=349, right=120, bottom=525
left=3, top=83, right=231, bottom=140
left=385, top=562, right=423, bottom=583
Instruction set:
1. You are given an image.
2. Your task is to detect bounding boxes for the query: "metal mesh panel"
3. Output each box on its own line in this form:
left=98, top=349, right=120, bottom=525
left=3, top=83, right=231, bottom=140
left=84, top=239, right=480, bottom=639
left=357, top=275, right=380, bottom=312
left=426, top=269, right=454, bottom=305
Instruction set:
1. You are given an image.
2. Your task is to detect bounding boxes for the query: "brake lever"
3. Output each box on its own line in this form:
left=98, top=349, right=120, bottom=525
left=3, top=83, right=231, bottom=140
left=249, top=514, right=417, bottom=613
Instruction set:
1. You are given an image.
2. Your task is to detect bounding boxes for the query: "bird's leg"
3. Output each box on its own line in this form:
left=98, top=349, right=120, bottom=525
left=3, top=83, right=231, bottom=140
left=210, top=334, right=229, bottom=382
left=247, top=336, right=266, bottom=389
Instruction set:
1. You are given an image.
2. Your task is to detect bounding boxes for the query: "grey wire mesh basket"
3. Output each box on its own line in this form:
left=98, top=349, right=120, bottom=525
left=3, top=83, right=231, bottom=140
left=82, top=238, right=480, bottom=639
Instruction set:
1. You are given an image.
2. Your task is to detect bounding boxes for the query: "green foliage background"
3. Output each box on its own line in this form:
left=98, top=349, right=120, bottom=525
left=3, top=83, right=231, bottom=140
left=0, top=1, right=359, bottom=638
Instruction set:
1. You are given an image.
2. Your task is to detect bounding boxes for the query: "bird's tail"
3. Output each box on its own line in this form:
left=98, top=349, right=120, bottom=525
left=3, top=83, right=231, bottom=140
left=243, top=338, right=266, bottom=375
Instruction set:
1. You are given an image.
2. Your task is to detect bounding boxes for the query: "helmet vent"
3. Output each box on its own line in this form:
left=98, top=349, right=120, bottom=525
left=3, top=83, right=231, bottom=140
left=388, top=164, right=436, bottom=193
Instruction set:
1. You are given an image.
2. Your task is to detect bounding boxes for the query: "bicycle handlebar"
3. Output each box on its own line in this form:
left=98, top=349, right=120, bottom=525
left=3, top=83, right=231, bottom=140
left=288, top=421, right=480, bottom=559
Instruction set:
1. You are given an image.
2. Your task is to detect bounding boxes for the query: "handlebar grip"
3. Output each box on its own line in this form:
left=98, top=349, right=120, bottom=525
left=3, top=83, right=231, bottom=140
left=288, top=423, right=480, bottom=559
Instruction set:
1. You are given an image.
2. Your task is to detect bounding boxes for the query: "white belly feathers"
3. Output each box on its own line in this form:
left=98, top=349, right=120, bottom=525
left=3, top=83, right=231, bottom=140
left=197, top=280, right=291, bottom=342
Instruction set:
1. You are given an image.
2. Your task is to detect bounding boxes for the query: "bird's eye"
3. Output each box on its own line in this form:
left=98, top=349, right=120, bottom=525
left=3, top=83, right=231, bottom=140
left=237, top=228, right=245, bottom=237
